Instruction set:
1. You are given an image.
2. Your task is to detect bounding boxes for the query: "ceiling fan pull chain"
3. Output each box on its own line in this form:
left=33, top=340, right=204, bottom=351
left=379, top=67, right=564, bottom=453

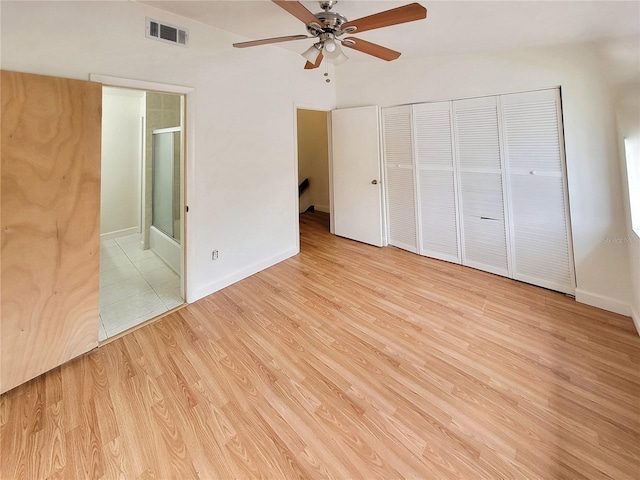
left=324, top=60, right=331, bottom=83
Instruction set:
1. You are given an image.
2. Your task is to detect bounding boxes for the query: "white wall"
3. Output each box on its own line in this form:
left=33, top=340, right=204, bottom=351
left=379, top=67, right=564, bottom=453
left=101, top=87, right=144, bottom=236
left=297, top=109, right=330, bottom=213
left=336, top=43, right=633, bottom=315
left=1, top=1, right=336, bottom=303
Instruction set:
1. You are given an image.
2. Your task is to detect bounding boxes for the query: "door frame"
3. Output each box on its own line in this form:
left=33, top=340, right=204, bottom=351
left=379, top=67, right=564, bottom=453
left=90, top=74, right=194, bottom=302
left=293, top=102, right=334, bottom=252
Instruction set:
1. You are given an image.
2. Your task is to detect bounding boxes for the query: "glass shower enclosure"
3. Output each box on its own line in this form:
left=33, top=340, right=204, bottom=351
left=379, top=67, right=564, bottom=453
left=152, top=127, right=181, bottom=243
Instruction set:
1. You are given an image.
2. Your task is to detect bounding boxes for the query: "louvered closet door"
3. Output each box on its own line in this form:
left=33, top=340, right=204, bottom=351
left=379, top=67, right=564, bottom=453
left=413, top=102, right=461, bottom=263
left=453, top=96, right=510, bottom=277
left=501, top=89, right=575, bottom=294
left=383, top=105, right=418, bottom=253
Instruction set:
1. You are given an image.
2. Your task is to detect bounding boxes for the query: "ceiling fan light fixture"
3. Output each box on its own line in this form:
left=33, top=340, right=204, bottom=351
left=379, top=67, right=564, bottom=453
left=302, top=42, right=322, bottom=63
left=323, top=38, right=342, bottom=59
left=331, top=51, right=349, bottom=65
left=324, top=38, right=337, bottom=53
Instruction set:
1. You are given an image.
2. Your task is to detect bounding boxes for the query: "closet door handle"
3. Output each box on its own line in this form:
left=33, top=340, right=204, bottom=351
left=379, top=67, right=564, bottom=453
left=371, top=180, right=378, bottom=185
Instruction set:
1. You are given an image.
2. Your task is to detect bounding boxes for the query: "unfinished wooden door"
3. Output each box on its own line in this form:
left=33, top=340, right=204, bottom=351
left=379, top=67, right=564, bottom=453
left=1, top=71, right=102, bottom=394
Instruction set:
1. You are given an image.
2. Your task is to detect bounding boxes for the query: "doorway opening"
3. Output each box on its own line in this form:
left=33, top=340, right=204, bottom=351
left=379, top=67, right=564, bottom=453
left=98, top=87, right=185, bottom=340
left=296, top=108, right=331, bottom=237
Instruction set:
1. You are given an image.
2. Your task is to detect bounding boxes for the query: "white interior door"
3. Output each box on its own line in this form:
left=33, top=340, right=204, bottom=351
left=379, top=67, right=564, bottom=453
left=331, top=106, right=385, bottom=247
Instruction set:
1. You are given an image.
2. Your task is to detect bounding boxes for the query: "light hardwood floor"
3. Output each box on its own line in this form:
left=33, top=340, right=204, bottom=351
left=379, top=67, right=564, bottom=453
left=2, top=211, right=639, bottom=479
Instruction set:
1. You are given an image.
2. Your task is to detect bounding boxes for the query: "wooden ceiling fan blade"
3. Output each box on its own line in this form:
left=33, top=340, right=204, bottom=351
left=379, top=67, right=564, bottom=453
left=342, top=37, right=401, bottom=61
left=304, top=51, right=324, bottom=69
left=341, top=3, right=427, bottom=34
left=233, top=34, right=309, bottom=48
left=272, top=1, right=321, bottom=27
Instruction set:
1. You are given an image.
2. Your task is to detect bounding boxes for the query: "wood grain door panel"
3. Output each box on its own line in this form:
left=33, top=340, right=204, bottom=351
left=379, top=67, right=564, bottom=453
left=1, top=71, right=102, bottom=394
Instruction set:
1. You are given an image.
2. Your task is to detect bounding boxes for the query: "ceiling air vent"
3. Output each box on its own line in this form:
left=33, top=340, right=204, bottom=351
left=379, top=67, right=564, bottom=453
left=146, top=18, right=188, bottom=47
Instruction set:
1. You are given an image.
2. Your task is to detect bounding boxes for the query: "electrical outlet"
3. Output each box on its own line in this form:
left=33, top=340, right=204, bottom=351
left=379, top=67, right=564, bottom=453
left=212, top=250, right=219, bottom=260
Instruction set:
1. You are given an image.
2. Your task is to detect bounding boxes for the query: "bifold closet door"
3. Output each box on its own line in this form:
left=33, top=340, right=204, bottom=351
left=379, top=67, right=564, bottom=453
left=453, top=96, right=510, bottom=277
left=412, top=102, right=461, bottom=263
left=382, top=105, right=419, bottom=253
left=501, top=89, right=575, bottom=294
left=1, top=71, right=101, bottom=393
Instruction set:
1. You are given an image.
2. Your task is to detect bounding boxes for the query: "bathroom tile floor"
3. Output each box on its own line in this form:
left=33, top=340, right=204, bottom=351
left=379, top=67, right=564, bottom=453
left=99, top=233, right=183, bottom=340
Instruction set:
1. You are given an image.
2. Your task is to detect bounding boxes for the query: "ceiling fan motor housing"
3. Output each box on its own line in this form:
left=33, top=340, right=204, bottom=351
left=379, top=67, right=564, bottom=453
left=307, top=11, right=348, bottom=35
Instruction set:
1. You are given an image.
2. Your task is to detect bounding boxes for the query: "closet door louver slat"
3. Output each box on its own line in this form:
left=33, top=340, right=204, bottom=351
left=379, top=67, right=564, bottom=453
left=413, top=102, right=460, bottom=263
left=383, top=105, right=418, bottom=253
left=453, top=96, right=510, bottom=277
left=502, top=89, right=574, bottom=294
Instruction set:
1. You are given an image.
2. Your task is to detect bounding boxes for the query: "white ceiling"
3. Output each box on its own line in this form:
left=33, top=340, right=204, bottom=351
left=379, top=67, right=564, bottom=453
left=140, top=1, right=640, bottom=64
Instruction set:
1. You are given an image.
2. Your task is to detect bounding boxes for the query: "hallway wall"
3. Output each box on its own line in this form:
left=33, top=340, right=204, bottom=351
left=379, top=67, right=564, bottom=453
left=101, top=87, right=144, bottom=236
left=297, top=109, right=330, bottom=213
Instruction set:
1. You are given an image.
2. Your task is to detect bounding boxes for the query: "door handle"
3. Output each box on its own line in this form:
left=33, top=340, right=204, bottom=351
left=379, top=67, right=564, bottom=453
left=371, top=180, right=378, bottom=185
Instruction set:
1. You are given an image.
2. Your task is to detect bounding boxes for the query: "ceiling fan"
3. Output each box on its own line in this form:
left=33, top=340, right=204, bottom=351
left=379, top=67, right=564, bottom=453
left=233, top=0, right=427, bottom=69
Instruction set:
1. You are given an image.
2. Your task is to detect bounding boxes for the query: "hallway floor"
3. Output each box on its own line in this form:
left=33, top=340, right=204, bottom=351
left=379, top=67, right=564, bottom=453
left=99, top=233, right=183, bottom=340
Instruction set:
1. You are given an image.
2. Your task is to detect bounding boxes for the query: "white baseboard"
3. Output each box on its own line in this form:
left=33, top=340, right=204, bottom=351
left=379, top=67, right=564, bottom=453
left=100, top=227, right=139, bottom=241
left=574, top=288, right=632, bottom=316
left=631, top=304, right=640, bottom=336
left=187, top=247, right=298, bottom=304
left=315, top=204, right=330, bottom=213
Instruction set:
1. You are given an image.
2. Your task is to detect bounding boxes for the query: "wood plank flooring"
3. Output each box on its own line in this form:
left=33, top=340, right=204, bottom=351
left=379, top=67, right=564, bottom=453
left=2, top=211, right=639, bottom=479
